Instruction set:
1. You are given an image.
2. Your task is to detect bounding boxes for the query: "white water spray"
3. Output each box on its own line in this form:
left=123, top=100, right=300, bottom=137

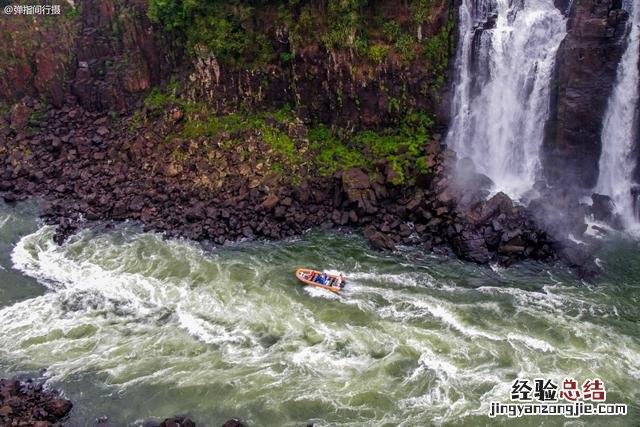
left=596, top=0, right=640, bottom=229
left=0, top=222, right=639, bottom=424
left=446, top=0, right=567, bottom=198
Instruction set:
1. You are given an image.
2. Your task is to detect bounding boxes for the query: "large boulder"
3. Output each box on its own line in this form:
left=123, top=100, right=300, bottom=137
left=590, top=193, right=615, bottom=222
left=363, top=225, right=396, bottom=251
left=451, top=229, right=492, bottom=264
left=342, top=168, right=377, bottom=214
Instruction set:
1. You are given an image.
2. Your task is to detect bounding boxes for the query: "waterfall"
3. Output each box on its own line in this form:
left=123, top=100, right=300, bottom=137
left=595, top=0, right=640, bottom=229
left=446, top=0, right=567, bottom=199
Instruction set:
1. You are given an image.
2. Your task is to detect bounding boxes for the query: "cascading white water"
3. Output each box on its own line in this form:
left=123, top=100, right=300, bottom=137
left=596, top=0, right=640, bottom=229
left=446, top=0, right=567, bottom=198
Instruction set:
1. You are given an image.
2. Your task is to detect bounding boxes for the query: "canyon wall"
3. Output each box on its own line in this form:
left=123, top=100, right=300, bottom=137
left=543, top=0, right=629, bottom=189
left=0, top=0, right=171, bottom=110
left=0, top=0, right=457, bottom=131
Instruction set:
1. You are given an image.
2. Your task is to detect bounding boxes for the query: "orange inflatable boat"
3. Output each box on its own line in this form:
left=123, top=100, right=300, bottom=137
left=295, top=269, right=345, bottom=294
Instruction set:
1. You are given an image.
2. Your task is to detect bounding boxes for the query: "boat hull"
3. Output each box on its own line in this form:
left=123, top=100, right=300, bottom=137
left=295, top=268, right=343, bottom=294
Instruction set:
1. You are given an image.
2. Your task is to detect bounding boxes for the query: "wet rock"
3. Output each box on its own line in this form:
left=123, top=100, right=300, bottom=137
left=398, top=223, right=412, bottom=237
left=222, top=418, right=245, bottom=427
left=452, top=230, right=491, bottom=264
left=544, top=0, right=630, bottom=189
left=158, top=416, right=196, bottom=427
left=477, top=192, right=513, bottom=223
left=342, top=167, right=377, bottom=214
left=0, top=377, right=72, bottom=424
left=44, top=398, right=73, bottom=419
left=363, top=225, right=396, bottom=251
left=342, top=167, right=370, bottom=195
left=557, top=240, right=599, bottom=277
left=0, top=96, right=564, bottom=274
left=591, top=193, right=615, bottom=222
left=260, top=194, right=279, bottom=210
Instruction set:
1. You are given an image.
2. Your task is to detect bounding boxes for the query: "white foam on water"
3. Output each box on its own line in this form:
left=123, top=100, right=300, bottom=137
left=1, top=224, right=638, bottom=425
left=11, top=228, right=162, bottom=315
left=176, top=308, right=241, bottom=346
left=585, top=217, right=617, bottom=239
left=568, top=233, right=586, bottom=245
left=427, top=303, right=501, bottom=341
left=506, top=333, right=554, bottom=353
left=345, top=271, right=422, bottom=288
left=0, top=214, right=12, bottom=230
left=303, top=285, right=341, bottom=300
left=414, top=348, right=459, bottom=378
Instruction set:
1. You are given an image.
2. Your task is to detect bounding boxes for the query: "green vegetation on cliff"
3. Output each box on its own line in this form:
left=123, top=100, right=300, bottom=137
left=308, top=112, right=433, bottom=183
left=147, top=0, right=453, bottom=69
left=141, top=0, right=450, bottom=186
left=143, top=85, right=434, bottom=185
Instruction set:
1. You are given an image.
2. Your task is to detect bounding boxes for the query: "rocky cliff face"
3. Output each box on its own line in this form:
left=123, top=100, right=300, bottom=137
left=1, top=0, right=456, bottom=131
left=0, top=0, right=616, bottom=273
left=543, top=0, right=629, bottom=189
left=0, top=0, right=170, bottom=111
left=185, top=0, right=456, bottom=130
left=0, top=99, right=556, bottom=267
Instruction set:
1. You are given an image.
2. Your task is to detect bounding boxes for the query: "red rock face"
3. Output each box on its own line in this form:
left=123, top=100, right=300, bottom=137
left=0, top=16, right=76, bottom=107
left=543, top=0, right=630, bottom=189
left=69, top=0, right=167, bottom=111
left=0, top=0, right=167, bottom=111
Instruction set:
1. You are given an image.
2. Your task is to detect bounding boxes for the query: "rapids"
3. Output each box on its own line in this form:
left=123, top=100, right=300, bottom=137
left=0, top=201, right=638, bottom=425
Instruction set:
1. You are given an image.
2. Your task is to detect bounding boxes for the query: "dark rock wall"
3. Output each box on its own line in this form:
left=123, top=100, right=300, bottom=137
left=0, top=0, right=457, bottom=131
left=0, top=0, right=172, bottom=110
left=186, top=0, right=457, bottom=131
left=635, top=73, right=640, bottom=182
left=71, top=0, right=173, bottom=111
left=543, top=0, right=629, bottom=189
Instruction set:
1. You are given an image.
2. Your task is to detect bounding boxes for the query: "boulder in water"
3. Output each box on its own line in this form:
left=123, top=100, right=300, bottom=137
left=363, top=225, right=396, bottom=251
left=451, top=229, right=491, bottom=264
left=591, top=193, right=615, bottom=222
left=557, top=239, right=600, bottom=278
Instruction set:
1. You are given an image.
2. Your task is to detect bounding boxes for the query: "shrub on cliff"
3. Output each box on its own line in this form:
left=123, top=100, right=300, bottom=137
left=146, top=0, right=449, bottom=68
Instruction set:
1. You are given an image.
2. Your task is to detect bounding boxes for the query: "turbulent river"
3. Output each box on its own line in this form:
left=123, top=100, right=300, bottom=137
left=0, top=201, right=638, bottom=426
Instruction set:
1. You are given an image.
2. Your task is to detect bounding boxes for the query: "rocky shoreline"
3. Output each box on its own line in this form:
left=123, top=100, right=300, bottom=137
left=1, top=97, right=573, bottom=271
left=0, top=374, right=245, bottom=426
left=0, top=0, right=617, bottom=277
left=0, top=377, right=72, bottom=426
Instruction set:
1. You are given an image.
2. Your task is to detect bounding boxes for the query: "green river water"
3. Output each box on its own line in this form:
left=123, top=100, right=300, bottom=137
left=0, top=200, right=638, bottom=426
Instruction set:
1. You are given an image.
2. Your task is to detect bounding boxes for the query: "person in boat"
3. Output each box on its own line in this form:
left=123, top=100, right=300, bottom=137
left=315, top=272, right=329, bottom=285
